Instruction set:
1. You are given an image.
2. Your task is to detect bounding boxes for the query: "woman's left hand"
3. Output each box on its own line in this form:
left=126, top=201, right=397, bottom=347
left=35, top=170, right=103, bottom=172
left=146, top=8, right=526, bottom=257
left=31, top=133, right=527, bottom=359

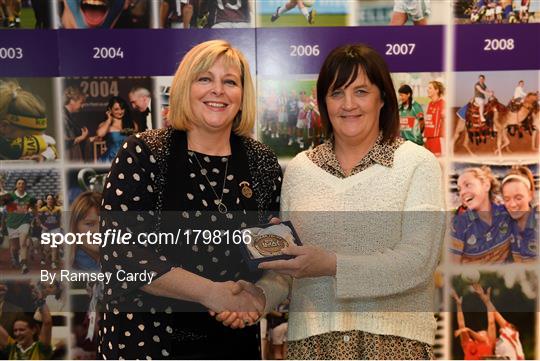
left=258, top=245, right=336, bottom=278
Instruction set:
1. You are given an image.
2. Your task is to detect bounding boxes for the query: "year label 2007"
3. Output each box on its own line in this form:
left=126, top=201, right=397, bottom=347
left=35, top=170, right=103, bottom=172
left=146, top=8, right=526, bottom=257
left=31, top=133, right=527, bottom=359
left=385, top=43, right=416, bottom=56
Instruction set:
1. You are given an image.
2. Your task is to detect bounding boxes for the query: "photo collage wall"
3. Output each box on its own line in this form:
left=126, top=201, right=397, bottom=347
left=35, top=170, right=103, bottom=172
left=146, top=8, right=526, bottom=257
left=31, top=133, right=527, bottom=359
left=0, top=0, right=539, bottom=359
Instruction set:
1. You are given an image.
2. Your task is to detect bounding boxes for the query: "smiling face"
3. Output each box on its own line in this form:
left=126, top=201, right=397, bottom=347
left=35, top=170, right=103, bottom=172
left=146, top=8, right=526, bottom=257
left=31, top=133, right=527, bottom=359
left=427, top=83, right=437, bottom=99
left=46, top=195, right=55, bottom=208
left=189, top=57, right=243, bottom=134
left=15, top=179, right=26, bottom=193
left=502, top=181, right=533, bottom=220
left=13, top=320, right=34, bottom=346
left=61, top=0, right=126, bottom=29
left=109, top=102, right=126, bottom=120
left=457, top=171, right=491, bottom=211
left=325, top=68, right=383, bottom=143
left=399, top=92, right=410, bottom=105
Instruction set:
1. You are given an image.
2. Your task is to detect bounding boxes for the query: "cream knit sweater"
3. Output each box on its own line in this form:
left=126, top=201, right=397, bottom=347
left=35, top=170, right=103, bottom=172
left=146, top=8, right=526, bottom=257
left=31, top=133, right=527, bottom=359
left=257, top=141, right=445, bottom=345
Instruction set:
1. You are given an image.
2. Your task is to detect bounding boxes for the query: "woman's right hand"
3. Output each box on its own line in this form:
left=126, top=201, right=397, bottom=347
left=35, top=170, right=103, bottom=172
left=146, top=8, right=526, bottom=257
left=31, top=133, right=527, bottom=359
left=204, top=281, right=265, bottom=328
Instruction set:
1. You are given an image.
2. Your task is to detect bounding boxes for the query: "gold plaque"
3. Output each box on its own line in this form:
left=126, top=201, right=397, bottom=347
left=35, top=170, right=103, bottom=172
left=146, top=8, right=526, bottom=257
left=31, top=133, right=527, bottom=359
left=253, top=234, right=289, bottom=256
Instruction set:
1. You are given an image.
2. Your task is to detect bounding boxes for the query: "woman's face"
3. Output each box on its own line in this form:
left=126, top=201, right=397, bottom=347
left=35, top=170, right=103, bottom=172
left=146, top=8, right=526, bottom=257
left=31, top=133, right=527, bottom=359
left=502, top=181, right=532, bottom=220
left=427, top=83, right=437, bottom=99
left=325, top=68, right=383, bottom=142
left=110, top=102, right=125, bottom=120
left=457, top=172, right=490, bottom=211
left=46, top=195, right=55, bottom=207
left=13, top=321, right=34, bottom=345
left=189, top=57, right=243, bottom=134
left=76, top=207, right=99, bottom=234
left=399, top=92, right=410, bottom=104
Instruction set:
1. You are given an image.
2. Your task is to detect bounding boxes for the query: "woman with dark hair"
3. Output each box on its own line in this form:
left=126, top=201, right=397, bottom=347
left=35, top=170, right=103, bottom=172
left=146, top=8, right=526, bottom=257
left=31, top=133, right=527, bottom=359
left=0, top=287, right=53, bottom=360
left=219, top=44, right=444, bottom=359
left=96, top=96, right=137, bottom=163
left=398, top=84, right=425, bottom=146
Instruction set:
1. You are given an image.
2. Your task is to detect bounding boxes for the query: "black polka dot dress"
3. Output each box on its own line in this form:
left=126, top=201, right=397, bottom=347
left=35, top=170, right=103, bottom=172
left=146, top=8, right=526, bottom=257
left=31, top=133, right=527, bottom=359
left=98, top=129, right=282, bottom=360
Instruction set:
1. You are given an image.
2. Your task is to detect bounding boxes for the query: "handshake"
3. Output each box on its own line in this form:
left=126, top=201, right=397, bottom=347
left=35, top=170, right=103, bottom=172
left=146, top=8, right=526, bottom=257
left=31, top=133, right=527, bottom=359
left=205, top=280, right=266, bottom=329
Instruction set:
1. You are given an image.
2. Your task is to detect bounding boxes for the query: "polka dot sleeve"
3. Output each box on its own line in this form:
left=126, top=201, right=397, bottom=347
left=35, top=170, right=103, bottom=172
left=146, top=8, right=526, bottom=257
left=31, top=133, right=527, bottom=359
left=100, top=135, right=173, bottom=301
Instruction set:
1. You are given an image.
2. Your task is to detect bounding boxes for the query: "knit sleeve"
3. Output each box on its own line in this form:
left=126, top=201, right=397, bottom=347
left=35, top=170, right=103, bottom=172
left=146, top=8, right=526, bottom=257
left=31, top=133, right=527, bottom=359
left=255, top=161, right=293, bottom=314
left=335, top=149, right=445, bottom=300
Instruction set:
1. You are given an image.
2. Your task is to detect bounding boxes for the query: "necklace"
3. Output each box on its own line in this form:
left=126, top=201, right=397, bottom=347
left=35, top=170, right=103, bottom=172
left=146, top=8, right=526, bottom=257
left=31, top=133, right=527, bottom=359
left=191, top=152, right=229, bottom=214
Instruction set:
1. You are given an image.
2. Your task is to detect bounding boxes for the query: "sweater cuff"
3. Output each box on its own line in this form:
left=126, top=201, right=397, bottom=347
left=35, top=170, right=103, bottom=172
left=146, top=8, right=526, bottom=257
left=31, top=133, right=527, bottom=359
left=256, top=271, right=290, bottom=314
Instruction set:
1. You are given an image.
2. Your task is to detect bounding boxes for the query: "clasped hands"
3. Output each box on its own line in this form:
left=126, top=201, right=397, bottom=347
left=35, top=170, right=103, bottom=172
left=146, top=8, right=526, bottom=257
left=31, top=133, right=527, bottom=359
left=207, top=280, right=265, bottom=329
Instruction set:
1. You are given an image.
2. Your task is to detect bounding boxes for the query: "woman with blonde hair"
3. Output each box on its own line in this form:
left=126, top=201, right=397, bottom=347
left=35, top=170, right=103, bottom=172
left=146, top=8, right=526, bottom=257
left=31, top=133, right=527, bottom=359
left=98, top=39, right=281, bottom=359
left=501, top=165, right=537, bottom=262
left=450, top=166, right=514, bottom=263
left=0, top=81, right=57, bottom=161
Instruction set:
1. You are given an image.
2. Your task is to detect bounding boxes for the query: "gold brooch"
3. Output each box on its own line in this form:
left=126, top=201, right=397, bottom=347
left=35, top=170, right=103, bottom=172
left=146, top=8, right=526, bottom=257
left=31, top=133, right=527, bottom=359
left=239, top=181, right=253, bottom=199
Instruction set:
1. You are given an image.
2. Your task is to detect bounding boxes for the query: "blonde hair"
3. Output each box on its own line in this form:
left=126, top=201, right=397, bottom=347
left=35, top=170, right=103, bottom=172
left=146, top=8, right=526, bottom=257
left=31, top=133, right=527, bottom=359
left=69, top=191, right=102, bottom=233
left=64, top=86, right=85, bottom=105
left=0, top=81, right=46, bottom=123
left=461, top=166, right=501, bottom=202
left=502, top=165, right=535, bottom=193
left=429, top=80, right=445, bottom=97
left=168, top=40, right=255, bottom=137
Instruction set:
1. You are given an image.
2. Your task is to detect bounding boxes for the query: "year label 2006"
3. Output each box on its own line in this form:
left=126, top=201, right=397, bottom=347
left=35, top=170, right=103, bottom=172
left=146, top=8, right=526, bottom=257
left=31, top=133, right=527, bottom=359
left=290, top=45, right=320, bottom=57
left=93, top=47, right=124, bottom=59
left=0, top=47, right=23, bottom=59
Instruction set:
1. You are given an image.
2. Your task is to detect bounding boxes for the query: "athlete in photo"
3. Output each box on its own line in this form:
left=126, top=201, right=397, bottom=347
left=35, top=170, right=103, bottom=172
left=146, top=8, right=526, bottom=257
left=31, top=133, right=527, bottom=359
left=474, top=284, right=525, bottom=360
left=390, top=0, right=430, bottom=25
left=60, top=0, right=128, bottom=29
left=270, top=0, right=315, bottom=25
left=2, top=178, right=36, bottom=273
left=211, top=0, right=251, bottom=28
left=424, top=80, right=445, bottom=156
left=501, top=166, right=537, bottom=263
left=398, top=84, right=425, bottom=145
left=38, top=194, right=62, bottom=270
left=451, top=288, right=495, bottom=359
left=0, top=288, right=53, bottom=360
left=450, top=166, right=514, bottom=264
left=160, top=0, right=196, bottom=28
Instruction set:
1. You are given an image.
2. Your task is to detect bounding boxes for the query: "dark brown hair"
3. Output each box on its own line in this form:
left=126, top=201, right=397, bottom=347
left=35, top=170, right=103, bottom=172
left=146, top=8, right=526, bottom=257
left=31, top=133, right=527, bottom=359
left=316, top=44, right=400, bottom=143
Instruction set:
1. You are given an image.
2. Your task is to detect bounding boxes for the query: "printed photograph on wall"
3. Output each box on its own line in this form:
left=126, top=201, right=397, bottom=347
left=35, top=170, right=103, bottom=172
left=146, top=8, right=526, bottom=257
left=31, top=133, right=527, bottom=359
left=351, top=0, right=449, bottom=25
left=56, top=0, right=152, bottom=29
left=257, top=0, right=348, bottom=27
left=448, top=161, right=538, bottom=264
left=62, top=77, right=155, bottom=164
left=160, top=0, right=255, bottom=28
left=452, top=71, right=539, bottom=157
left=454, top=0, right=540, bottom=24
left=0, top=78, right=60, bottom=162
left=0, top=280, right=68, bottom=359
left=450, top=269, right=537, bottom=359
left=0, top=0, right=52, bottom=29
left=0, top=169, right=63, bottom=274
left=257, top=72, right=446, bottom=159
